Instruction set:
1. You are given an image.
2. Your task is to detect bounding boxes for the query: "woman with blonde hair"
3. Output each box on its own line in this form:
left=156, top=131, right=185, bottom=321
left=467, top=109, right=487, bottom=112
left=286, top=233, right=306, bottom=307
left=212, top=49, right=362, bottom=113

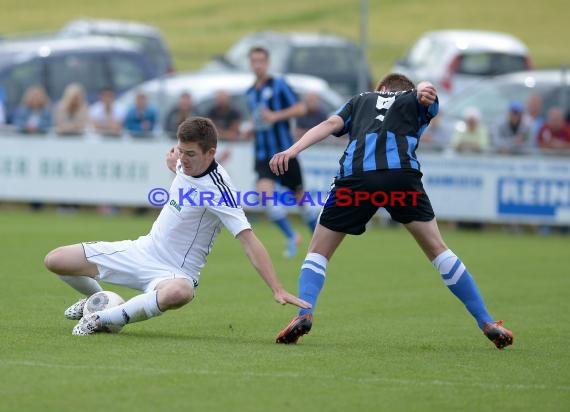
left=54, top=83, right=89, bottom=135
left=15, top=85, right=52, bottom=134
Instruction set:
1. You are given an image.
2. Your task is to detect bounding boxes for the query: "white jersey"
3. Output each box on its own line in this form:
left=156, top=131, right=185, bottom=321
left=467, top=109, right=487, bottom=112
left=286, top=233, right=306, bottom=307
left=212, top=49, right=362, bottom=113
left=137, top=160, right=251, bottom=277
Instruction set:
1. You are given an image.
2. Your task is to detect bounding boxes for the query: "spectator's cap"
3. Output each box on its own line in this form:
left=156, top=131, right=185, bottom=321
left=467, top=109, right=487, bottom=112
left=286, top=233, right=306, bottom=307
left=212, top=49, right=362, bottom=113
left=463, top=107, right=481, bottom=121
left=509, top=101, right=524, bottom=113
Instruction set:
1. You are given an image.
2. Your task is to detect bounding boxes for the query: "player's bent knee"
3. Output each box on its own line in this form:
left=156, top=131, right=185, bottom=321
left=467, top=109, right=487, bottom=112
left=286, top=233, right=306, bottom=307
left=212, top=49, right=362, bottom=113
left=44, top=248, right=64, bottom=272
left=158, top=279, right=194, bottom=310
left=169, top=287, right=194, bottom=306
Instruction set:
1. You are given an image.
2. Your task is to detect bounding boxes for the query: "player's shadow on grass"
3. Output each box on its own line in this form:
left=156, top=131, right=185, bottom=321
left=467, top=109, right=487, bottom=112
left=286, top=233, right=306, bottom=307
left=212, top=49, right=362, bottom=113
left=121, top=329, right=279, bottom=345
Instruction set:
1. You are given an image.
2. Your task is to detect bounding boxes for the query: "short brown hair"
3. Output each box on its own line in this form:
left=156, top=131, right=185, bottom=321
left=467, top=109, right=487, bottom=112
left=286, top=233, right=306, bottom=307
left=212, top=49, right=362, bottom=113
left=375, top=73, right=415, bottom=92
left=248, top=46, right=269, bottom=59
left=177, top=117, right=218, bottom=153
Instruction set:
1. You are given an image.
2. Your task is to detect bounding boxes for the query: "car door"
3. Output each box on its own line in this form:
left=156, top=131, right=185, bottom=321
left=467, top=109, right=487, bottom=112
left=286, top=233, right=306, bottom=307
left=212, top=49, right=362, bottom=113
left=0, top=59, right=45, bottom=123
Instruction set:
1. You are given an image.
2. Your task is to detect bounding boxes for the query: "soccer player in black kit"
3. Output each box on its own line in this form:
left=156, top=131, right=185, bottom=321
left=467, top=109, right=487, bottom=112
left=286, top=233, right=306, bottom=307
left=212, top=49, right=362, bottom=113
left=269, top=73, right=513, bottom=350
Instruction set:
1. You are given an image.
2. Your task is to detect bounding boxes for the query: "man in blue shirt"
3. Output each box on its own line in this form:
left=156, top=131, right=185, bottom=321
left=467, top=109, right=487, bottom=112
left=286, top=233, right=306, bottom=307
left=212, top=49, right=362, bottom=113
left=124, top=92, right=157, bottom=137
left=247, top=46, right=316, bottom=258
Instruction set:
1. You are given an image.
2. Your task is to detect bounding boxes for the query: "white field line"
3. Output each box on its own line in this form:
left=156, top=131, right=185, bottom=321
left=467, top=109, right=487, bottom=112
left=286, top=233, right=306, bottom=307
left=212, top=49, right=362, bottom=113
left=2, top=359, right=569, bottom=393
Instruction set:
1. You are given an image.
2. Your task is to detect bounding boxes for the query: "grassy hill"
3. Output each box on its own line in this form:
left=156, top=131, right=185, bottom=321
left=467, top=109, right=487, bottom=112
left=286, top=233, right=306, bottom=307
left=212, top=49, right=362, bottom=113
left=1, top=0, right=568, bottom=80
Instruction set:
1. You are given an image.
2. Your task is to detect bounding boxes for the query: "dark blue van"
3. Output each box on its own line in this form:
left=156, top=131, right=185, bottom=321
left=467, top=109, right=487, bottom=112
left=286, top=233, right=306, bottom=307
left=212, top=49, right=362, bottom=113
left=0, top=36, right=159, bottom=123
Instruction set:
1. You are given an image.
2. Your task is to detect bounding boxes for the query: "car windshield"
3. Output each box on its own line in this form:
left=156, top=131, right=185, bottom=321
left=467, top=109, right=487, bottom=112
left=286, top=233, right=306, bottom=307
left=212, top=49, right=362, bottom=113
left=406, top=37, right=447, bottom=69
left=288, top=46, right=361, bottom=97
left=456, top=53, right=528, bottom=76
left=289, top=46, right=358, bottom=74
left=445, top=80, right=550, bottom=124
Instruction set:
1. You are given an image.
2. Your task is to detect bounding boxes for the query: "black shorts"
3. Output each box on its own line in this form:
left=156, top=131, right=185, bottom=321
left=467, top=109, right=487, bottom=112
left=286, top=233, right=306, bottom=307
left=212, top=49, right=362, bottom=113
left=319, top=169, right=435, bottom=235
left=255, top=158, right=303, bottom=192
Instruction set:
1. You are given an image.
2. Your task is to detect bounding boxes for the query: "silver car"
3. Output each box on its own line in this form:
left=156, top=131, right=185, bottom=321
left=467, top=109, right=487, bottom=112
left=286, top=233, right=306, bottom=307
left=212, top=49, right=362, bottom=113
left=392, top=30, right=532, bottom=101
left=438, top=69, right=570, bottom=143
left=202, top=31, right=372, bottom=98
left=115, top=71, right=345, bottom=132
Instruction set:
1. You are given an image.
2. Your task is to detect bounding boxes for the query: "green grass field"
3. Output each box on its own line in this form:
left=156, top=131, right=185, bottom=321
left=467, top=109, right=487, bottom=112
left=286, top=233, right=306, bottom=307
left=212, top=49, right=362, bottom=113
left=0, top=209, right=569, bottom=411
left=1, top=0, right=569, bottom=79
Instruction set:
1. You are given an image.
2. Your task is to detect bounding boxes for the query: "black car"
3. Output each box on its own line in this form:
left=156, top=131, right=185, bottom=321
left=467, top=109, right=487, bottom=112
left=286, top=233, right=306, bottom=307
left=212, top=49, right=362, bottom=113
left=0, top=36, right=159, bottom=123
left=203, top=31, right=372, bottom=98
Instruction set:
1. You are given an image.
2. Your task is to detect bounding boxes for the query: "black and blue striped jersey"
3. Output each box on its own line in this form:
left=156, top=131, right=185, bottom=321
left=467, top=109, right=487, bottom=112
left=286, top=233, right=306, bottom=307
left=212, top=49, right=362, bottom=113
left=333, top=90, right=438, bottom=178
left=246, top=76, right=299, bottom=161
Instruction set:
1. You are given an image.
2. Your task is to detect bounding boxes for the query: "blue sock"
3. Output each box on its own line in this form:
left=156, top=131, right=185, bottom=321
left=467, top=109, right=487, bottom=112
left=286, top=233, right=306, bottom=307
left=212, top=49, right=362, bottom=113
left=272, top=217, right=295, bottom=239
left=433, top=250, right=494, bottom=330
left=298, top=253, right=327, bottom=316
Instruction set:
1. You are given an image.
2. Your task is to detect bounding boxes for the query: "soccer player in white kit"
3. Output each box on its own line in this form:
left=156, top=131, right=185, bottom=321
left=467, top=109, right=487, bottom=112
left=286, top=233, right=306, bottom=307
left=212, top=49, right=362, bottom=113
left=44, top=117, right=310, bottom=336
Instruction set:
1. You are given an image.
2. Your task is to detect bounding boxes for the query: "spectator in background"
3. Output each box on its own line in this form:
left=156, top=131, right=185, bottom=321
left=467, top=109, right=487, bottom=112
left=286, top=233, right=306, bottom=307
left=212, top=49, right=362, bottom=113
left=54, top=83, right=89, bottom=136
left=164, top=92, right=195, bottom=138
left=420, top=109, right=451, bottom=151
left=124, top=92, right=157, bottom=138
left=537, top=107, right=570, bottom=151
left=492, top=101, right=532, bottom=154
left=90, top=88, right=125, bottom=136
left=450, top=107, right=490, bottom=153
left=294, top=92, right=328, bottom=141
left=526, top=93, right=544, bottom=145
left=14, top=85, right=52, bottom=134
left=207, top=91, right=242, bottom=141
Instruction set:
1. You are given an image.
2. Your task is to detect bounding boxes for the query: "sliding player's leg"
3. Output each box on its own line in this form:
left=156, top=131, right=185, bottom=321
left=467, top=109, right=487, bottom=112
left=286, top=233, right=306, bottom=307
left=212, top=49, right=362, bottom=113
left=73, top=278, right=194, bottom=336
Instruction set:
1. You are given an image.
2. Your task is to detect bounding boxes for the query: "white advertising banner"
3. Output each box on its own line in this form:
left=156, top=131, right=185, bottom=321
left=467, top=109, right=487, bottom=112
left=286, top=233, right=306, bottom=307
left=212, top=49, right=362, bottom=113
left=1, top=134, right=570, bottom=224
left=0, top=135, right=173, bottom=205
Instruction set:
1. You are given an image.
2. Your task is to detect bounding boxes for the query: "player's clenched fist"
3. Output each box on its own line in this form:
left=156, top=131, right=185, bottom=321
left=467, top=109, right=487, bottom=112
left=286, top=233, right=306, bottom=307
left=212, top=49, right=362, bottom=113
left=269, top=150, right=293, bottom=176
left=416, top=81, right=437, bottom=106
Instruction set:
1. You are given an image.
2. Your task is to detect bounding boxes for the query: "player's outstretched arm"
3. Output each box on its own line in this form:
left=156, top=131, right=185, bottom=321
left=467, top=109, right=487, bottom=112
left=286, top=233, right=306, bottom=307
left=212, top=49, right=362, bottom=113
left=417, top=81, right=438, bottom=106
left=269, top=115, right=344, bottom=176
left=166, top=146, right=177, bottom=173
left=236, top=229, right=312, bottom=309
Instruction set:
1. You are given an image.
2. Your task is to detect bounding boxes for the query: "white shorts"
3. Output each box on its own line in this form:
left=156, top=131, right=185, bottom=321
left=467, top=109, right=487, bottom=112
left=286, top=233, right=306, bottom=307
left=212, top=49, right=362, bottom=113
left=82, top=240, right=199, bottom=293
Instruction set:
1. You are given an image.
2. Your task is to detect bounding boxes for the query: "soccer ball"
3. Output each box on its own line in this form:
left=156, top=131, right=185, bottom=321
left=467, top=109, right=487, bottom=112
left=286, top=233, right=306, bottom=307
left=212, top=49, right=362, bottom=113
left=83, top=291, right=125, bottom=333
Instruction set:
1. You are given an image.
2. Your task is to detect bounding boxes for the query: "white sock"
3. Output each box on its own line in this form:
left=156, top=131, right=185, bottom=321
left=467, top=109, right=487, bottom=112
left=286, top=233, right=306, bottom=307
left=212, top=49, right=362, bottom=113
left=59, top=275, right=103, bottom=296
left=432, top=249, right=457, bottom=273
left=98, top=290, right=163, bottom=327
left=304, top=252, right=329, bottom=271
